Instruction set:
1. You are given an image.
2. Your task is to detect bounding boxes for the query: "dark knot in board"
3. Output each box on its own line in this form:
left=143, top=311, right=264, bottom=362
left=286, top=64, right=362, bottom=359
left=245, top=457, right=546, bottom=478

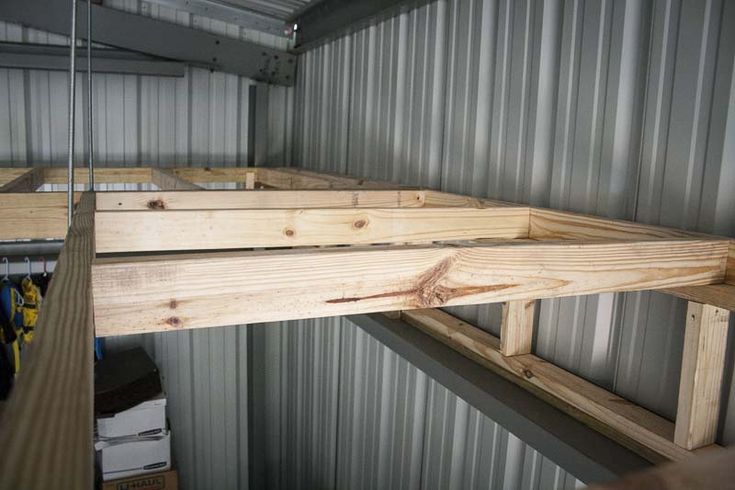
left=147, top=199, right=166, bottom=210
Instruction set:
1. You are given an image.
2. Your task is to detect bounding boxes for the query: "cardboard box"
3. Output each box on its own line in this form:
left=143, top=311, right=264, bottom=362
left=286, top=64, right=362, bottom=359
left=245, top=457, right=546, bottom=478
left=101, top=469, right=178, bottom=490
left=97, top=395, right=167, bottom=438
left=96, top=430, right=171, bottom=481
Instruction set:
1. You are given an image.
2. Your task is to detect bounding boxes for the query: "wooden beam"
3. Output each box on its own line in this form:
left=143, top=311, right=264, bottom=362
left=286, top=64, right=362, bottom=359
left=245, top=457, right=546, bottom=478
left=0, top=168, right=44, bottom=192
left=94, top=207, right=530, bottom=253
left=0, top=168, right=36, bottom=186
left=423, top=190, right=518, bottom=208
left=530, top=208, right=708, bottom=240
left=399, top=308, right=720, bottom=463
left=92, top=239, right=728, bottom=335
left=674, top=302, right=730, bottom=450
left=171, top=167, right=260, bottom=184
left=0, top=192, right=81, bottom=240
left=151, top=168, right=203, bottom=190
left=258, top=167, right=407, bottom=189
left=95, top=189, right=427, bottom=211
left=43, top=167, right=153, bottom=185
left=663, top=284, right=735, bottom=312
left=500, top=300, right=536, bottom=356
left=727, top=242, right=735, bottom=285
left=0, top=193, right=95, bottom=489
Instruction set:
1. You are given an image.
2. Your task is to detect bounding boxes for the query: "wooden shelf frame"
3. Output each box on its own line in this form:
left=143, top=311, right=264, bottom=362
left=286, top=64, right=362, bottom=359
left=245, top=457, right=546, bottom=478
left=0, top=165, right=733, bottom=488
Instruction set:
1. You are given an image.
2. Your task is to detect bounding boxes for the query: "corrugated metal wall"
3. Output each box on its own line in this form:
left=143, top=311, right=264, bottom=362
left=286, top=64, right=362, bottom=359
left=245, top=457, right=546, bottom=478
left=3, top=0, right=734, bottom=488
left=288, top=0, right=735, bottom=485
left=0, top=1, right=291, bottom=488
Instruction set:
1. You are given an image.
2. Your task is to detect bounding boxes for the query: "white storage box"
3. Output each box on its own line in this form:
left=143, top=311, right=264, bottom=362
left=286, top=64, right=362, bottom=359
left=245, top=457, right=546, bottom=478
left=97, top=396, right=166, bottom=438
left=96, top=429, right=171, bottom=481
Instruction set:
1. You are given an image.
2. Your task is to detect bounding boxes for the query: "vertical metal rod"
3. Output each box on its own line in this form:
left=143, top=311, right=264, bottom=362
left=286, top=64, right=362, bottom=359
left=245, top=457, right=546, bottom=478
left=87, top=0, right=94, bottom=190
left=67, top=0, right=78, bottom=227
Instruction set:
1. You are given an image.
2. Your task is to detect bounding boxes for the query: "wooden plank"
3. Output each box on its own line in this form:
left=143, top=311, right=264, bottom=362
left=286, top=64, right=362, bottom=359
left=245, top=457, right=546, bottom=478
left=423, top=190, right=520, bottom=208
left=500, top=300, right=536, bottom=356
left=0, top=193, right=95, bottom=489
left=151, top=168, right=203, bottom=190
left=43, top=167, right=153, bottom=184
left=95, top=189, right=426, bottom=211
left=259, top=167, right=407, bottom=189
left=94, top=207, right=531, bottom=253
left=530, top=208, right=709, bottom=240
left=0, top=168, right=44, bottom=192
left=0, top=167, right=35, bottom=186
left=172, top=167, right=260, bottom=183
left=674, top=302, right=730, bottom=450
left=727, top=242, right=735, bottom=285
left=0, top=192, right=81, bottom=240
left=663, top=284, right=735, bottom=312
left=400, top=308, right=719, bottom=463
left=92, top=239, right=728, bottom=335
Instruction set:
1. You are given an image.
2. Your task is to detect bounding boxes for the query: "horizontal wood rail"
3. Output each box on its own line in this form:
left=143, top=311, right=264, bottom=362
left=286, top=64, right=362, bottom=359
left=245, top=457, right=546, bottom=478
left=398, top=308, right=725, bottom=464
left=0, top=165, right=732, bottom=490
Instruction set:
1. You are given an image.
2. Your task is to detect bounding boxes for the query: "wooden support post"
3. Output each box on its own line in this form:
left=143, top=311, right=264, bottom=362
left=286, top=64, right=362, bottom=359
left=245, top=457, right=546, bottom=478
left=0, top=193, right=95, bottom=488
left=151, top=168, right=203, bottom=190
left=674, top=302, right=731, bottom=450
left=500, top=300, right=536, bottom=356
left=0, top=168, right=44, bottom=192
left=245, top=171, right=255, bottom=189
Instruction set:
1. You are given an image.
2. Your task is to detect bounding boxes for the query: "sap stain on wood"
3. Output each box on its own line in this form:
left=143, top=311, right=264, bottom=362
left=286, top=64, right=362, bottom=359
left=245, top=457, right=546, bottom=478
left=326, top=255, right=518, bottom=308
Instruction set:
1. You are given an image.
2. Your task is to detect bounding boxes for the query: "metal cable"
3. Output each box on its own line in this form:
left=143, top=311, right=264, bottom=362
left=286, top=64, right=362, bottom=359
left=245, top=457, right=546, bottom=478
left=67, top=0, right=78, bottom=227
left=87, top=0, right=94, bottom=190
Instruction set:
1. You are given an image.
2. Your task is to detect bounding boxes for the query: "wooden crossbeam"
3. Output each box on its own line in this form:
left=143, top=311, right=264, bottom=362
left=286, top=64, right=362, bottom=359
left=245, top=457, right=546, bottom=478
left=92, top=239, right=728, bottom=336
left=151, top=168, right=203, bottom=190
left=94, top=207, right=530, bottom=253
left=399, top=308, right=720, bottom=463
left=0, top=168, right=35, bottom=186
left=423, top=190, right=517, bottom=208
left=258, top=167, right=406, bottom=189
left=0, top=168, right=44, bottom=192
left=43, top=167, right=153, bottom=185
left=171, top=167, right=258, bottom=184
left=0, top=192, right=81, bottom=240
left=95, top=189, right=427, bottom=210
left=674, top=302, right=731, bottom=450
left=0, top=193, right=95, bottom=488
left=664, top=284, right=735, bottom=312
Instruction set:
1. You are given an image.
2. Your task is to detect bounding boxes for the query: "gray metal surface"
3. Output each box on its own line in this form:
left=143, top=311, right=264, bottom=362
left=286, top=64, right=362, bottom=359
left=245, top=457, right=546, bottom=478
left=350, top=313, right=648, bottom=484
left=293, top=0, right=735, bottom=442
left=142, top=0, right=291, bottom=37
left=0, top=42, right=186, bottom=77
left=290, top=0, right=434, bottom=51
left=0, top=0, right=297, bottom=85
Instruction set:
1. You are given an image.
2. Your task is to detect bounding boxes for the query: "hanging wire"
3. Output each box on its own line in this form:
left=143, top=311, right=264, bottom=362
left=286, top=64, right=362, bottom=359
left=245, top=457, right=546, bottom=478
left=67, top=0, right=79, bottom=227
left=87, top=0, right=94, bottom=190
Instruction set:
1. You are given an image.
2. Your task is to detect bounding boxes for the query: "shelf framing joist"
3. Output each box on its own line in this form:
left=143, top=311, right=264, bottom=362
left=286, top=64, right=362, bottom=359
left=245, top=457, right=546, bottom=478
left=0, top=165, right=733, bottom=488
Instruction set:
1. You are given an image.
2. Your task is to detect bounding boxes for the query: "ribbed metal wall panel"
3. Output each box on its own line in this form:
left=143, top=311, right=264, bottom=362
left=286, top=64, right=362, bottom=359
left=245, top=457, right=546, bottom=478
left=291, top=0, right=735, bottom=484
left=257, top=317, right=582, bottom=489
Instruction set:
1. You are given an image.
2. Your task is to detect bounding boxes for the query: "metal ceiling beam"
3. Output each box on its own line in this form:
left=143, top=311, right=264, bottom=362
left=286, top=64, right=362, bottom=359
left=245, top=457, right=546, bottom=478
left=289, top=0, right=434, bottom=52
left=142, top=0, right=289, bottom=38
left=0, top=0, right=296, bottom=85
left=0, top=42, right=186, bottom=77
left=348, top=313, right=650, bottom=485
